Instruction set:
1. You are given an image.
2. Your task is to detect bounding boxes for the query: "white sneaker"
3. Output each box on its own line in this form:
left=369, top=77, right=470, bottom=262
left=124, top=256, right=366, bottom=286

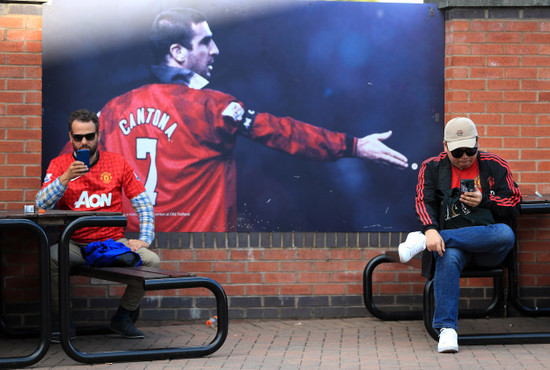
left=398, top=231, right=426, bottom=263
left=438, top=328, right=459, bottom=353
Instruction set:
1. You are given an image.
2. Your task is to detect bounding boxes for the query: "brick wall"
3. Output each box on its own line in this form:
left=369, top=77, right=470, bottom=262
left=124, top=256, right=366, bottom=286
left=1, top=3, right=550, bottom=326
left=0, top=3, right=42, bottom=211
left=371, top=7, right=550, bottom=317
left=444, top=7, right=550, bottom=310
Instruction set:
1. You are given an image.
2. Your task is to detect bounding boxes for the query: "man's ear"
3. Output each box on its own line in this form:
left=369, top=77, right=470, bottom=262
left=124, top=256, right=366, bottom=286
left=169, top=43, right=188, bottom=63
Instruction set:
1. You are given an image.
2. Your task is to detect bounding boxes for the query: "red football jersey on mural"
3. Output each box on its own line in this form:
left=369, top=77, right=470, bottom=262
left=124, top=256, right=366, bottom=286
left=98, top=84, right=354, bottom=232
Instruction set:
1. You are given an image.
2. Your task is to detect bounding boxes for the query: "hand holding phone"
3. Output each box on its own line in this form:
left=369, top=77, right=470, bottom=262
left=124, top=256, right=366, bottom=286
left=76, top=149, right=90, bottom=169
left=460, top=179, right=475, bottom=193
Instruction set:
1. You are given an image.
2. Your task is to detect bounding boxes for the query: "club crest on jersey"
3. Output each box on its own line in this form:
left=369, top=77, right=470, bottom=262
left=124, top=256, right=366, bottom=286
left=222, top=102, right=245, bottom=121
left=74, top=191, right=112, bottom=209
left=100, top=171, right=112, bottom=184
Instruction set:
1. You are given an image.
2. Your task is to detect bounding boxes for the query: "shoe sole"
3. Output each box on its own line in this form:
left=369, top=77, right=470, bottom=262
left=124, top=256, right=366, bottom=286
left=110, top=327, right=144, bottom=339
left=399, top=246, right=418, bottom=264
left=438, top=347, right=459, bottom=353
left=51, top=336, right=77, bottom=344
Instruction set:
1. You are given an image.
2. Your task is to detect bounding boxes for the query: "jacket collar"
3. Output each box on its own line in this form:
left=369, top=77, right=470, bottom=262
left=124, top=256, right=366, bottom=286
left=151, top=65, right=209, bottom=90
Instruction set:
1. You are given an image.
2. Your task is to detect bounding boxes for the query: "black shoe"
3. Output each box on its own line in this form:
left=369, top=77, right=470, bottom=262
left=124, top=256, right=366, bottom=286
left=51, top=323, right=76, bottom=344
left=110, top=315, right=144, bottom=339
left=130, top=306, right=140, bottom=323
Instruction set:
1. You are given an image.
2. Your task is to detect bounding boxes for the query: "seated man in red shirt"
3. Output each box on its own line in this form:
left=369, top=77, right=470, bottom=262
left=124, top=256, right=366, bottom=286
left=36, top=109, right=160, bottom=342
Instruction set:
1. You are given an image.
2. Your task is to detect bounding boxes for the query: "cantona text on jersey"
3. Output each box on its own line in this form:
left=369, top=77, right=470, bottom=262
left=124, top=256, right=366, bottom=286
left=74, top=191, right=112, bottom=209
left=117, top=108, right=178, bottom=140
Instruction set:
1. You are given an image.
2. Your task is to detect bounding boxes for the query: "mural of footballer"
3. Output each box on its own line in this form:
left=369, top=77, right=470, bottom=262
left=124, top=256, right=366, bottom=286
left=96, top=8, right=409, bottom=232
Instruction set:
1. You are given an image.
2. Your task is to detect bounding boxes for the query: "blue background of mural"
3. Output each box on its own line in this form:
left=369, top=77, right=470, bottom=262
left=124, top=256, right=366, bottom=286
left=42, top=0, right=444, bottom=232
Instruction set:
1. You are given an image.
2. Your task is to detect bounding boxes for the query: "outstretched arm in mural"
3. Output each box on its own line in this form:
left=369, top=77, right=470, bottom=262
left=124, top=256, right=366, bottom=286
left=356, top=130, right=408, bottom=168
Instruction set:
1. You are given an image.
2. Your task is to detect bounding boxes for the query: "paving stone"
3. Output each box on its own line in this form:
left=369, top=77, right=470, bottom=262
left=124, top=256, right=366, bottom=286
left=2, top=317, right=549, bottom=369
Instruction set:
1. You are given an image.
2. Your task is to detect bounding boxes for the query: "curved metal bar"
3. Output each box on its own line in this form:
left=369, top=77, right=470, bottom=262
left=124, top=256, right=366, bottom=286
left=457, top=332, right=550, bottom=345
left=58, top=215, right=229, bottom=364
left=424, top=271, right=550, bottom=345
left=0, top=219, right=50, bottom=368
left=515, top=204, right=550, bottom=315
left=363, top=254, right=423, bottom=321
left=507, top=248, right=550, bottom=316
left=64, top=276, right=228, bottom=364
left=145, top=277, right=228, bottom=358
left=364, top=254, right=504, bottom=322
left=58, top=215, right=127, bottom=357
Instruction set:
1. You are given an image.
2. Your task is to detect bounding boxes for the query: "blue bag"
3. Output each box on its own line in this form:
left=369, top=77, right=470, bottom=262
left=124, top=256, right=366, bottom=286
left=82, top=239, right=142, bottom=267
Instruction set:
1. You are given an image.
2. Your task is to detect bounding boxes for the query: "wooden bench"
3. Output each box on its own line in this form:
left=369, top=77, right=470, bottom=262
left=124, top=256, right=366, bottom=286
left=74, top=265, right=197, bottom=286
left=57, top=215, right=229, bottom=364
left=72, top=265, right=198, bottom=323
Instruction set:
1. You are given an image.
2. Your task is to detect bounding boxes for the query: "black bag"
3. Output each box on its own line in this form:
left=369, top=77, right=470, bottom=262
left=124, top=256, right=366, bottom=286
left=437, top=188, right=495, bottom=230
left=421, top=188, right=497, bottom=279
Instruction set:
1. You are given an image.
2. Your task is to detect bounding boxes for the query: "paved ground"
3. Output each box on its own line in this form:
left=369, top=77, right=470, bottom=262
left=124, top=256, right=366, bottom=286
left=2, top=316, right=550, bottom=369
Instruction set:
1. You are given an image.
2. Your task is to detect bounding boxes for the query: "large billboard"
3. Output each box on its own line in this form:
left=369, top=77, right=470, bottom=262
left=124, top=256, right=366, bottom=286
left=42, top=0, right=444, bottom=232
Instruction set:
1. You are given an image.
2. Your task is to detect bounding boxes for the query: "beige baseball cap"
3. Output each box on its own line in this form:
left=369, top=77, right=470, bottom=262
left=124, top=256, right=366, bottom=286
left=444, top=117, right=478, bottom=151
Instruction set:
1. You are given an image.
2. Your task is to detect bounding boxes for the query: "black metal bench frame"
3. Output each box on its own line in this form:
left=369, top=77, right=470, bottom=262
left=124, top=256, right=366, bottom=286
left=58, top=215, right=229, bottom=364
left=364, top=230, right=550, bottom=345
left=363, top=251, right=505, bottom=322
left=0, top=219, right=51, bottom=368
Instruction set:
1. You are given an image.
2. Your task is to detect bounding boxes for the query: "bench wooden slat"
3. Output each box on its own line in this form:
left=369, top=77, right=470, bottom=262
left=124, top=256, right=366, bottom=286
left=133, top=266, right=196, bottom=278
left=74, top=266, right=196, bottom=286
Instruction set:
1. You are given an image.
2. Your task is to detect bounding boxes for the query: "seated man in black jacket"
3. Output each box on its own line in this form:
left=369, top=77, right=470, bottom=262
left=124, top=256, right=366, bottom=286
left=398, top=117, right=521, bottom=353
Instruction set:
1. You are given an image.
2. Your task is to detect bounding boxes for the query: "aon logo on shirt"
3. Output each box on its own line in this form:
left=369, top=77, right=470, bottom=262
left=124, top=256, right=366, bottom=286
left=74, top=191, right=112, bottom=209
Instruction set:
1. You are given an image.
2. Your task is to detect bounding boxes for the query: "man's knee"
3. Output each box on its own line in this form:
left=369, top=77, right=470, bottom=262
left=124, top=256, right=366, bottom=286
left=436, top=248, right=467, bottom=271
left=148, top=253, right=161, bottom=268
left=140, top=249, right=160, bottom=267
left=488, top=223, right=515, bottom=249
left=499, top=223, right=515, bottom=242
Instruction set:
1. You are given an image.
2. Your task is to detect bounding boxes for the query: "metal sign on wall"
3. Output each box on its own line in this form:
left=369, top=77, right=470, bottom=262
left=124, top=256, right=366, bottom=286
left=42, top=0, right=444, bottom=232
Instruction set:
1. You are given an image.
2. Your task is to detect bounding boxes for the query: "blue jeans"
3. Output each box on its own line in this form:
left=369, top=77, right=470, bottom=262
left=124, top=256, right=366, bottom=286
left=432, top=223, right=515, bottom=331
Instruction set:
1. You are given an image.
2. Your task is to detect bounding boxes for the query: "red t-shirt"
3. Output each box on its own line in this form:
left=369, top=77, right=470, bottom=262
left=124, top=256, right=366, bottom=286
left=41, top=151, right=145, bottom=243
left=451, top=159, right=481, bottom=192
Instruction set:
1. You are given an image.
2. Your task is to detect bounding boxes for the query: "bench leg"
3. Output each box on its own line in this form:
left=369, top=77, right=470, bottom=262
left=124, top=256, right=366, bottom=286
left=0, top=220, right=51, bottom=369
left=363, top=254, right=423, bottom=321
left=423, top=276, right=550, bottom=345
left=58, top=215, right=229, bottom=364
left=61, top=276, right=228, bottom=364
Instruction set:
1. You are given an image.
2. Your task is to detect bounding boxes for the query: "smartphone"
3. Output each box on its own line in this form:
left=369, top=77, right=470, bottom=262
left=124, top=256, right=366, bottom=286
left=460, top=179, right=476, bottom=193
left=76, top=149, right=90, bottom=168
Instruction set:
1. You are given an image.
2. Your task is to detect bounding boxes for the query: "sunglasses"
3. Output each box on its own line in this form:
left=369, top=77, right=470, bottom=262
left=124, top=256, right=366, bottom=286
left=451, top=147, right=478, bottom=158
left=71, top=132, right=96, bottom=142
